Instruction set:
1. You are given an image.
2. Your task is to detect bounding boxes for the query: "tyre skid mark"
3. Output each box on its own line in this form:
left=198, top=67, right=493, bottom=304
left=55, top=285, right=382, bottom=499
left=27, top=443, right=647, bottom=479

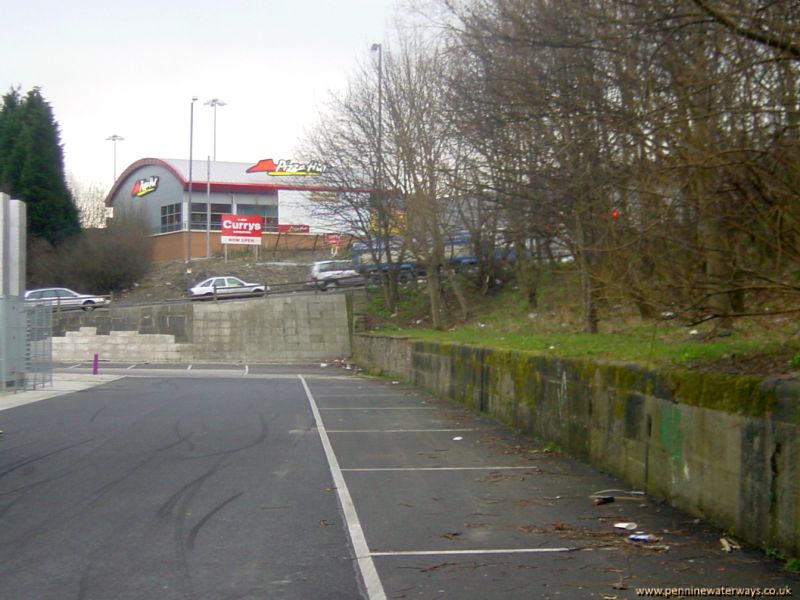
left=0, top=439, right=94, bottom=481
left=156, top=458, right=228, bottom=600
left=156, top=420, right=196, bottom=453
left=180, top=413, right=269, bottom=460
left=186, top=492, right=243, bottom=550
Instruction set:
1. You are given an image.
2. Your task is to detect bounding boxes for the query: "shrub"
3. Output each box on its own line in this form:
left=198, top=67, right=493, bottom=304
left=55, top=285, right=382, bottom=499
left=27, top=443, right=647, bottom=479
left=28, top=210, right=152, bottom=294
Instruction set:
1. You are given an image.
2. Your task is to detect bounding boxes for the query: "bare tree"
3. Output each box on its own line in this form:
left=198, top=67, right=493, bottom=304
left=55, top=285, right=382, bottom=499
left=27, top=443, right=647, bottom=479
left=67, top=174, right=108, bottom=229
left=438, top=0, right=800, bottom=331
left=301, top=55, right=411, bottom=312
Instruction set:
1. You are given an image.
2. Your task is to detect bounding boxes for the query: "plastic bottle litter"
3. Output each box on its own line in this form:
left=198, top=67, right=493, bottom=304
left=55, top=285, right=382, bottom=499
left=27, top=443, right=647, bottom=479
left=614, top=522, right=637, bottom=531
left=629, top=533, right=659, bottom=542
left=720, top=537, right=741, bottom=552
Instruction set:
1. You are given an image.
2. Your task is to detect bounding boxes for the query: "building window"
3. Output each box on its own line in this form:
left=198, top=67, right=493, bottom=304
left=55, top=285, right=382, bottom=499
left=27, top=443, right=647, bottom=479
left=237, top=204, right=279, bottom=231
left=161, top=203, right=182, bottom=232
left=191, top=203, right=232, bottom=230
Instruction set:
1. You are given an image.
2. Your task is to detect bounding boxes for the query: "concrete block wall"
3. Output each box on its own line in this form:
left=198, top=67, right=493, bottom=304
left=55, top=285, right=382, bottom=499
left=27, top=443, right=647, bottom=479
left=191, top=294, right=351, bottom=362
left=53, top=328, right=192, bottom=363
left=51, top=293, right=351, bottom=363
left=54, top=303, right=192, bottom=341
left=353, top=334, right=800, bottom=557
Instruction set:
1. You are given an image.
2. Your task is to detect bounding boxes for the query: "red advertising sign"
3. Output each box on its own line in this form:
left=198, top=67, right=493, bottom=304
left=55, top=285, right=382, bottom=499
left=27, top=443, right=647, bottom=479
left=246, top=158, right=326, bottom=176
left=324, top=233, right=342, bottom=246
left=131, top=175, right=159, bottom=197
left=221, top=214, right=262, bottom=245
left=277, top=224, right=310, bottom=233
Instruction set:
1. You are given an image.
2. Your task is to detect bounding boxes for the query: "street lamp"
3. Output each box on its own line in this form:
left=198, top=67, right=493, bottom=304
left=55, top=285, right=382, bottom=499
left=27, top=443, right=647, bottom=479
left=204, top=98, right=226, bottom=161
left=105, top=134, right=124, bottom=183
left=186, top=97, right=198, bottom=271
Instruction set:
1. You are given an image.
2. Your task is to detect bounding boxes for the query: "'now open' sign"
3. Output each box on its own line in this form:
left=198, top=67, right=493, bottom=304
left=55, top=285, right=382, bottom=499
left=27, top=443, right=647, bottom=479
left=221, top=214, right=263, bottom=245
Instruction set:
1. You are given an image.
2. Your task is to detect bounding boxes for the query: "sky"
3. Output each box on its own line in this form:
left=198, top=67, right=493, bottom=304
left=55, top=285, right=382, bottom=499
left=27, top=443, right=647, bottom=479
left=3, top=0, right=399, bottom=190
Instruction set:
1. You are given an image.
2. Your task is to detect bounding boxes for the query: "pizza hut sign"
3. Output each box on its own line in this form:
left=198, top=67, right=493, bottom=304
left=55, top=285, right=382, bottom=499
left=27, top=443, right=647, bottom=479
left=221, top=214, right=262, bottom=245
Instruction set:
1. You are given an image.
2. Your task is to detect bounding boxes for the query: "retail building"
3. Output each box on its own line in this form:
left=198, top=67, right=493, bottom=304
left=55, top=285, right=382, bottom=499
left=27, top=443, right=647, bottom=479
left=105, top=158, right=365, bottom=261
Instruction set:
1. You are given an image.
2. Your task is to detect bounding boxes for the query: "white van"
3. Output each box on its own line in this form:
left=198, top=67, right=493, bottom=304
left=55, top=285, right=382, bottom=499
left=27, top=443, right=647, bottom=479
left=308, top=260, right=364, bottom=291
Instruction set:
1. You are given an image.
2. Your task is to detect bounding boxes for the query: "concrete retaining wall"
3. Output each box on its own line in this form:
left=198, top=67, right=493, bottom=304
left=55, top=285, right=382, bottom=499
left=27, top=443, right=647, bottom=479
left=353, top=334, right=800, bottom=557
left=52, top=294, right=351, bottom=363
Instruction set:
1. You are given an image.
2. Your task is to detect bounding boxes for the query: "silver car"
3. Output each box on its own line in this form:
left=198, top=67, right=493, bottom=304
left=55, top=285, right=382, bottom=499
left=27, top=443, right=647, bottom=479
left=308, top=260, right=363, bottom=291
left=24, top=288, right=109, bottom=311
left=188, top=276, right=266, bottom=299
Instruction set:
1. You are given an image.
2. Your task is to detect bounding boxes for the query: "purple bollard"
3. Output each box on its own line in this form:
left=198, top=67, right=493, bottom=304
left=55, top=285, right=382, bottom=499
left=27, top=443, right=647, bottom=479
left=92, top=353, right=99, bottom=375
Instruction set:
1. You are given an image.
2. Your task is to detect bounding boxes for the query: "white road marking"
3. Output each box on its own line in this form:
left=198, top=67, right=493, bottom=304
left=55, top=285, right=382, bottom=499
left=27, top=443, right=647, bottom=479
left=313, top=393, right=416, bottom=396
left=244, top=364, right=249, bottom=375
left=371, top=548, right=574, bottom=557
left=299, top=375, right=387, bottom=600
left=318, top=407, right=436, bottom=411
left=126, top=364, right=137, bottom=370
left=186, top=364, right=193, bottom=370
left=327, top=429, right=475, bottom=433
left=342, top=466, right=536, bottom=472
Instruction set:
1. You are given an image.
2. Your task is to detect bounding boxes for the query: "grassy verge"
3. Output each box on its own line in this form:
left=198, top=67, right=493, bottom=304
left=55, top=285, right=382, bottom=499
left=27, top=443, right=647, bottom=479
left=370, top=325, right=795, bottom=370
left=363, top=273, right=800, bottom=376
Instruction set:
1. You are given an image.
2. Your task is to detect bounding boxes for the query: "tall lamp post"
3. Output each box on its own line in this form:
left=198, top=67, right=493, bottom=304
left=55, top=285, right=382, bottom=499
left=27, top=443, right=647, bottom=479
left=186, top=97, right=197, bottom=272
left=204, top=98, right=226, bottom=161
left=204, top=98, right=225, bottom=258
left=105, top=134, right=124, bottom=183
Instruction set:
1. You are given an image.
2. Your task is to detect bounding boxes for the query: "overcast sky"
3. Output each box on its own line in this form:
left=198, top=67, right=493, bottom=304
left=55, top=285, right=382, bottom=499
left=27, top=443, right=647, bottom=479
left=3, top=0, right=398, bottom=190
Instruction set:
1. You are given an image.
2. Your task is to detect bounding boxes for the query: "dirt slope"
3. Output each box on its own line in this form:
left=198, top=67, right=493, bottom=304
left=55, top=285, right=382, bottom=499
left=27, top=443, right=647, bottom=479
left=116, top=256, right=315, bottom=304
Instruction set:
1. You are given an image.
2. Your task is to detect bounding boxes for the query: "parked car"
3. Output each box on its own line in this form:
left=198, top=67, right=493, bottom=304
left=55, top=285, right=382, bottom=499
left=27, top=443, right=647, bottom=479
left=308, top=260, right=364, bottom=291
left=24, top=287, right=109, bottom=311
left=188, top=276, right=266, bottom=299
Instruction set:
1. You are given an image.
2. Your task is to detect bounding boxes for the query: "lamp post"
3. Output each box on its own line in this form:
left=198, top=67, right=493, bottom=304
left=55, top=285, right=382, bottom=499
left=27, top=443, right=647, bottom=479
left=186, top=97, right=197, bottom=272
left=204, top=98, right=226, bottom=161
left=105, top=134, right=124, bottom=183
left=204, top=98, right=225, bottom=258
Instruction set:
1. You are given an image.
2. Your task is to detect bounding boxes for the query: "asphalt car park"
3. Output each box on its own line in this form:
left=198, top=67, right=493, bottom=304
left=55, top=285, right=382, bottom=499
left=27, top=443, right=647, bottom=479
left=0, top=367, right=796, bottom=599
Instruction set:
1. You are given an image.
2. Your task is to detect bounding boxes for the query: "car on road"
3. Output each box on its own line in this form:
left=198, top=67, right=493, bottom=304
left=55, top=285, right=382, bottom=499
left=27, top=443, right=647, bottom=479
left=188, top=276, right=266, bottom=299
left=24, top=287, right=109, bottom=311
left=307, top=260, right=364, bottom=291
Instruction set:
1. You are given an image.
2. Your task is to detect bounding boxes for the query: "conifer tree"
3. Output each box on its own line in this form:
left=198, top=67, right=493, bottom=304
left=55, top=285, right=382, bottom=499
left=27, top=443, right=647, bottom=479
left=0, top=87, right=80, bottom=245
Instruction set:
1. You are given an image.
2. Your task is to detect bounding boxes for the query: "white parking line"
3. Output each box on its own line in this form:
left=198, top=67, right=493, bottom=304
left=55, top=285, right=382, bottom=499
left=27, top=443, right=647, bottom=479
left=126, top=364, right=137, bottom=370
left=298, top=375, right=387, bottom=600
left=342, top=466, right=536, bottom=472
left=371, top=548, right=574, bottom=557
left=327, top=429, right=475, bottom=433
left=186, top=364, right=193, bottom=370
left=318, top=407, right=436, bottom=411
left=311, top=394, right=422, bottom=398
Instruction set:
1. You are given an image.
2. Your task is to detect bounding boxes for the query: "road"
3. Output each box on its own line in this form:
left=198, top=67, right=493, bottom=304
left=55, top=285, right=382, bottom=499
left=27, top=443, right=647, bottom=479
left=0, top=366, right=797, bottom=599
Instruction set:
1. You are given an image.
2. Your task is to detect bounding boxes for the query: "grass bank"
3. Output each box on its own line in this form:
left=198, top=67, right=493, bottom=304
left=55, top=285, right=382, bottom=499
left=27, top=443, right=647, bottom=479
left=363, top=271, right=800, bottom=377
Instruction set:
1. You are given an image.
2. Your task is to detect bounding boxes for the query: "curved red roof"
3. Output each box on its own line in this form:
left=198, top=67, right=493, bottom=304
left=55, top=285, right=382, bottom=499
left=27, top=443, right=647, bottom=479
left=105, top=158, right=372, bottom=206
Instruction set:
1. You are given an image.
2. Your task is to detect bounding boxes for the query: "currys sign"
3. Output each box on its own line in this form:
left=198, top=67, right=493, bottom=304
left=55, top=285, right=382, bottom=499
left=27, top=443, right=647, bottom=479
left=221, top=214, right=263, bottom=245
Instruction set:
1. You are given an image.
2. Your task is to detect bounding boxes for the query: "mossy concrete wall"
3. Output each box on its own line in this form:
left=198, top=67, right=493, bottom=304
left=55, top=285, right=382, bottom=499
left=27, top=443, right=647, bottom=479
left=353, top=334, right=800, bottom=556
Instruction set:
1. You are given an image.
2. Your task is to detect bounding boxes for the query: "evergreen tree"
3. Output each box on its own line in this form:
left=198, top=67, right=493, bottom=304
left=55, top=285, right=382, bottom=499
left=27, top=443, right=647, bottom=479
left=0, top=87, right=80, bottom=245
left=0, top=88, right=23, bottom=194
